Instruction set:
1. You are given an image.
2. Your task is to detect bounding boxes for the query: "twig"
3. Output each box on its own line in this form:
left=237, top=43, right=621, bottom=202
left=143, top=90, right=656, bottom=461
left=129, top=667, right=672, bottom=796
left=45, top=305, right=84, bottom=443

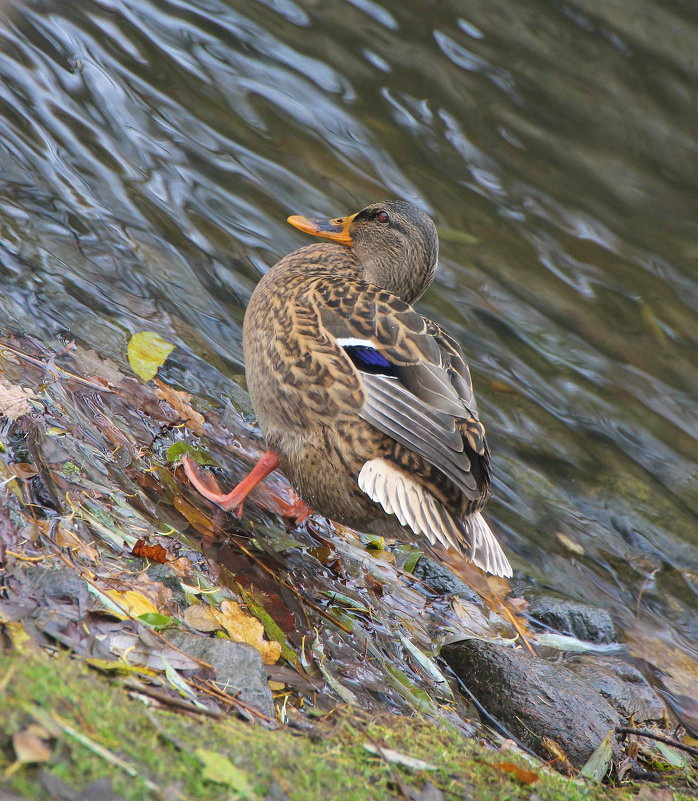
left=0, top=341, right=120, bottom=393
left=187, top=675, right=276, bottom=725
left=122, top=678, right=224, bottom=719
left=615, top=727, right=698, bottom=757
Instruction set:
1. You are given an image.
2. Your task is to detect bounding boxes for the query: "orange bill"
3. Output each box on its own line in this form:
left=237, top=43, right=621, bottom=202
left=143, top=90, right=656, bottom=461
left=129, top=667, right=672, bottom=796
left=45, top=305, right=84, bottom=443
left=287, top=211, right=358, bottom=246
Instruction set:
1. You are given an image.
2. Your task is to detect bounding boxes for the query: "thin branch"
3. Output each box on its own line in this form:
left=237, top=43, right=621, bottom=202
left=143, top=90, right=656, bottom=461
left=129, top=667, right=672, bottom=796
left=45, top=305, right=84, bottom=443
left=615, top=727, right=698, bottom=758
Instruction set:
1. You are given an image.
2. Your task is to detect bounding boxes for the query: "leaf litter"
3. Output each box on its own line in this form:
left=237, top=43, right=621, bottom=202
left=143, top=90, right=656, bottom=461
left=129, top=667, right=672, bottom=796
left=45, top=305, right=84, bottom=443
left=1, top=330, right=695, bottom=796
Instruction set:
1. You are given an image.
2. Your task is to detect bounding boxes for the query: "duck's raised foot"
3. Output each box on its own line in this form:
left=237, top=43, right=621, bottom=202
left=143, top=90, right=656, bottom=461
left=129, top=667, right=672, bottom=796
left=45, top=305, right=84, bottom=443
left=269, top=492, right=313, bottom=524
left=182, top=450, right=280, bottom=517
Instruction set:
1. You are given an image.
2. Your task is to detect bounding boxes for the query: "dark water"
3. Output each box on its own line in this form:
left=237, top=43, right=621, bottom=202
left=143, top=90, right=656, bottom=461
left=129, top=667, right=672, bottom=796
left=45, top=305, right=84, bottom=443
left=1, top=0, right=696, bottom=708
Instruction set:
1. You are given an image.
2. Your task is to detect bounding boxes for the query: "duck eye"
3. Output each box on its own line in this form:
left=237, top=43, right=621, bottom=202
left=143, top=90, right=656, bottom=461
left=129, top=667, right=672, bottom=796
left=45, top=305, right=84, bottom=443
left=375, top=211, right=390, bottom=223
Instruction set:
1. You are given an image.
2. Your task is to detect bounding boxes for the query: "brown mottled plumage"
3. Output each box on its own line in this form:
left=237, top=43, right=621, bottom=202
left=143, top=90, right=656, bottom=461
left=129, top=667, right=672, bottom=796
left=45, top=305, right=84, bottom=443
left=189, top=200, right=512, bottom=577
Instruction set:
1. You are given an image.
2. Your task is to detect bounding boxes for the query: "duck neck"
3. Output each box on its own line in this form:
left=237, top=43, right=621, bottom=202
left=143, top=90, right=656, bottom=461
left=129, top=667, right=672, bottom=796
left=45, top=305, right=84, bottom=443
left=354, top=239, right=438, bottom=305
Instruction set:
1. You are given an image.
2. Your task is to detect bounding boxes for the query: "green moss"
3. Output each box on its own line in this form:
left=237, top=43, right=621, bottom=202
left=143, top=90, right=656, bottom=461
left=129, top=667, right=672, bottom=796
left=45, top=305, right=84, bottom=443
left=0, top=649, right=683, bottom=801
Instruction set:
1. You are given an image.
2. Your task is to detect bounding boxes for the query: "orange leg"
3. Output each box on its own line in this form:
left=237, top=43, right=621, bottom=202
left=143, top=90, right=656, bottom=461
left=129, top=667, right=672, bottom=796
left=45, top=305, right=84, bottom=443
left=183, top=450, right=280, bottom=517
left=182, top=451, right=313, bottom=522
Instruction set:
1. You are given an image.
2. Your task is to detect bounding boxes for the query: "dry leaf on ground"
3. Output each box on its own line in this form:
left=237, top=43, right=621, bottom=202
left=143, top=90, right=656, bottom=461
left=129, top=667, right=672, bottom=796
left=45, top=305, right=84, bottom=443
left=184, top=602, right=220, bottom=632
left=0, top=378, right=39, bottom=420
left=55, top=525, right=99, bottom=562
left=185, top=601, right=281, bottom=663
left=71, top=347, right=126, bottom=387
left=131, top=539, right=169, bottom=563
left=154, top=379, right=205, bottom=435
left=12, top=726, right=53, bottom=764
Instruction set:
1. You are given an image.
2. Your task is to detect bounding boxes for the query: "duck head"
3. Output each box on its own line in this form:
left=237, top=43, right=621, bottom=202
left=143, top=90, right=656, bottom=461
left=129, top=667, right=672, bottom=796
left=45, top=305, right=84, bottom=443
left=288, top=200, right=439, bottom=304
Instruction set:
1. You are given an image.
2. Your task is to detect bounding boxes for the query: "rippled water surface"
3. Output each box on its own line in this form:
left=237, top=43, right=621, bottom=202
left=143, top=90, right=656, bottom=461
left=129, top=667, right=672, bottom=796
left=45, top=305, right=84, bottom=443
left=1, top=0, right=696, bottom=712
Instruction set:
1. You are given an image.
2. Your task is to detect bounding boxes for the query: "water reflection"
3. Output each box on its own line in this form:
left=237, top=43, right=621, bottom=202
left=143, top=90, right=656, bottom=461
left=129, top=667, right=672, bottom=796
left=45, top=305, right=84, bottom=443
left=0, top=0, right=696, bottom=709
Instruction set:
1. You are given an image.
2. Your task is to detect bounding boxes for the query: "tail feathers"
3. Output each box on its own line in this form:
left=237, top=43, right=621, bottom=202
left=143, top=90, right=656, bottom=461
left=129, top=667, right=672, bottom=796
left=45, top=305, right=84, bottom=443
left=458, top=511, right=513, bottom=578
left=357, top=458, right=512, bottom=577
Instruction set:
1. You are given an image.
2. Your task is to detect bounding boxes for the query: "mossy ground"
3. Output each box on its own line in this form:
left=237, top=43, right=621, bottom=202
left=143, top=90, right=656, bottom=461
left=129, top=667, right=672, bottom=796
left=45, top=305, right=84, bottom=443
left=2, top=647, right=690, bottom=801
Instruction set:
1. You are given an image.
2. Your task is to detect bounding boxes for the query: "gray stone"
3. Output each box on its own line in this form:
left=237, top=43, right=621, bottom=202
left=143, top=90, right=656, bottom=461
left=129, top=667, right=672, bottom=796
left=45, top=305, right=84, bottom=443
left=166, top=630, right=274, bottom=719
left=442, top=638, right=621, bottom=767
left=412, top=556, right=481, bottom=603
left=526, top=592, right=617, bottom=644
left=566, top=655, right=667, bottom=722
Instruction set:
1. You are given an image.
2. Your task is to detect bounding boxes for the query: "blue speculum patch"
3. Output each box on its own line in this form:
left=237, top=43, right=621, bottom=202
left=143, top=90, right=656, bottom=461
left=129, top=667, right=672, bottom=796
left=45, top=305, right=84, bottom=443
left=343, top=345, right=395, bottom=375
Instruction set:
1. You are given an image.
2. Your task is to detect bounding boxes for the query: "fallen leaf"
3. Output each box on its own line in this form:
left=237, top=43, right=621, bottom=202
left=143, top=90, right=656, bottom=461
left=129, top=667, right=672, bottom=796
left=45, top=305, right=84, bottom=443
left=363, top=743, right=436, bottom=771
left=490, top=380, right=516, bottom=393
left=492, top=761, right=539, bottom=785
left=542, top=737, right=575, bottom=774
left=55, top=525, right=99, bottom=562
left=12, top=726, right=53, bottom=763
left=184, top=603, right=221, bottom=632
left=195, top=748, right=253, bottom=796
left=166, top=441, right=217, bottom=465
left=556, top=531, right=585, bottom=555
left=108, top=632, right=201, bottom=670
left=7, top=462, right=38, bottom=479
left=138, top=612, right=175, bottom=631
left=154, top=379, right=206, bottom=435
left=215, top=600, right=281, bottom=665
left=132, top=539, right=169, bottom=563
left=71, top=347, right=126, bottom=387
left=104, top=589, right=161, bottom=619
left=127, top=331, right=174, bottom=381
left=0, top=378, right=39, bottom=420
left=174, top=496, right=215, bottom=536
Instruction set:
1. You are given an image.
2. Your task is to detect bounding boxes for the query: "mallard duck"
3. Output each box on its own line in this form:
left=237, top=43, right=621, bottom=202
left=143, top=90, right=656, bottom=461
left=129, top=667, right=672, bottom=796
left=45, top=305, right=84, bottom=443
left=184, top=200, right=512, bottom=577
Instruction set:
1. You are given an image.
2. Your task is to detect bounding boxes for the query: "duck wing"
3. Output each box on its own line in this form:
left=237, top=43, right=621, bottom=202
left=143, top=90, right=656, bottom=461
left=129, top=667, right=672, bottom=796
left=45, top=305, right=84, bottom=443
left=314, top=286, right=487, bottom=502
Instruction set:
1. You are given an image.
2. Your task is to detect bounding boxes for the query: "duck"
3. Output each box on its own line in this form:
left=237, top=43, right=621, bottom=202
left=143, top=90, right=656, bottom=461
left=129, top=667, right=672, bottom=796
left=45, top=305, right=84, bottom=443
left=183, top=200, right=512, bottom=577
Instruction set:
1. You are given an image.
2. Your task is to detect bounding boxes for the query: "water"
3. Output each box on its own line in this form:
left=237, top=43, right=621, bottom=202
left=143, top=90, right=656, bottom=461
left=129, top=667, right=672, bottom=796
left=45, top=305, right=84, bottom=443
left=1, top=0, right=696, bottom=717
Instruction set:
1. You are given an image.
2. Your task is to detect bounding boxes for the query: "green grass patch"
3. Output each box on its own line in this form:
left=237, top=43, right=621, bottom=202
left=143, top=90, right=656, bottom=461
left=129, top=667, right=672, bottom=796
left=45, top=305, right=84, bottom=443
left=0, top=649, right=681, bottom=801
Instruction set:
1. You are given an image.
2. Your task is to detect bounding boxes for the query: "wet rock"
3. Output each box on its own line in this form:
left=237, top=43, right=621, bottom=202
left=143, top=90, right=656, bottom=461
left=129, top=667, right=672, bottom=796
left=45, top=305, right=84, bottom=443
left=166, top=631, right=274, bottom=718
left=442, top=639, right=621, bottom=767
left=525, top=592, right=616, bottom=644
left=412, top=555, right=481, bottom=603
left=146, top=563, right=188, bottom=607
left=566, top=655, right=666, bottom=722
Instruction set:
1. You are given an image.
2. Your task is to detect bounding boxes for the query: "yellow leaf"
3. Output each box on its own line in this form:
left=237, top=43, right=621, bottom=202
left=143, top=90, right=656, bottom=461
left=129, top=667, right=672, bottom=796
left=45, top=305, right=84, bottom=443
left=104, top=590, right=160, bottom=619
left=127, top=331, right=175, bottom=381
left=214, top=601, right=281, bottom=665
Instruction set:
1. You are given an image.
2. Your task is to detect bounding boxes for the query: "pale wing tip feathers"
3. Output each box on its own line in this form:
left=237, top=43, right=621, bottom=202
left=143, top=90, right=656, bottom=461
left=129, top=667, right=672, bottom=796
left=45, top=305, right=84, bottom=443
left=459, top=511, right=513, bottom=578
left=357, top=459, right=512, bottom=578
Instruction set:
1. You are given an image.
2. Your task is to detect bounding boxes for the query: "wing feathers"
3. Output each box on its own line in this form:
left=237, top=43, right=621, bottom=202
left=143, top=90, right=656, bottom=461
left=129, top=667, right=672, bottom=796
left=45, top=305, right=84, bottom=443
left=358, top=459, right=511, bottom=577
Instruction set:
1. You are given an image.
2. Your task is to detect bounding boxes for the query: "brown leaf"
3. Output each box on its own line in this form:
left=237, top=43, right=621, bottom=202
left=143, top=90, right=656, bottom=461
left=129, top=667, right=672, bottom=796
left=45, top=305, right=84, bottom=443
left=154, top=379, right=205, bottom=436
left=7, top=462, right=38, bottom=479
left=0, top=378, right=39, bottom=420
left=55, top=525, right=99, bottom=562
left=132, top=539, right=169, bottom=563
left=71, top=346, right=126, bottom=387
left=492, top=761, right=539, bottom=785
left=12, top=726, right=53, bottom=764
left=490, top=380, right=516, bottom=394
left=184, top=603, right=221, bottom=632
